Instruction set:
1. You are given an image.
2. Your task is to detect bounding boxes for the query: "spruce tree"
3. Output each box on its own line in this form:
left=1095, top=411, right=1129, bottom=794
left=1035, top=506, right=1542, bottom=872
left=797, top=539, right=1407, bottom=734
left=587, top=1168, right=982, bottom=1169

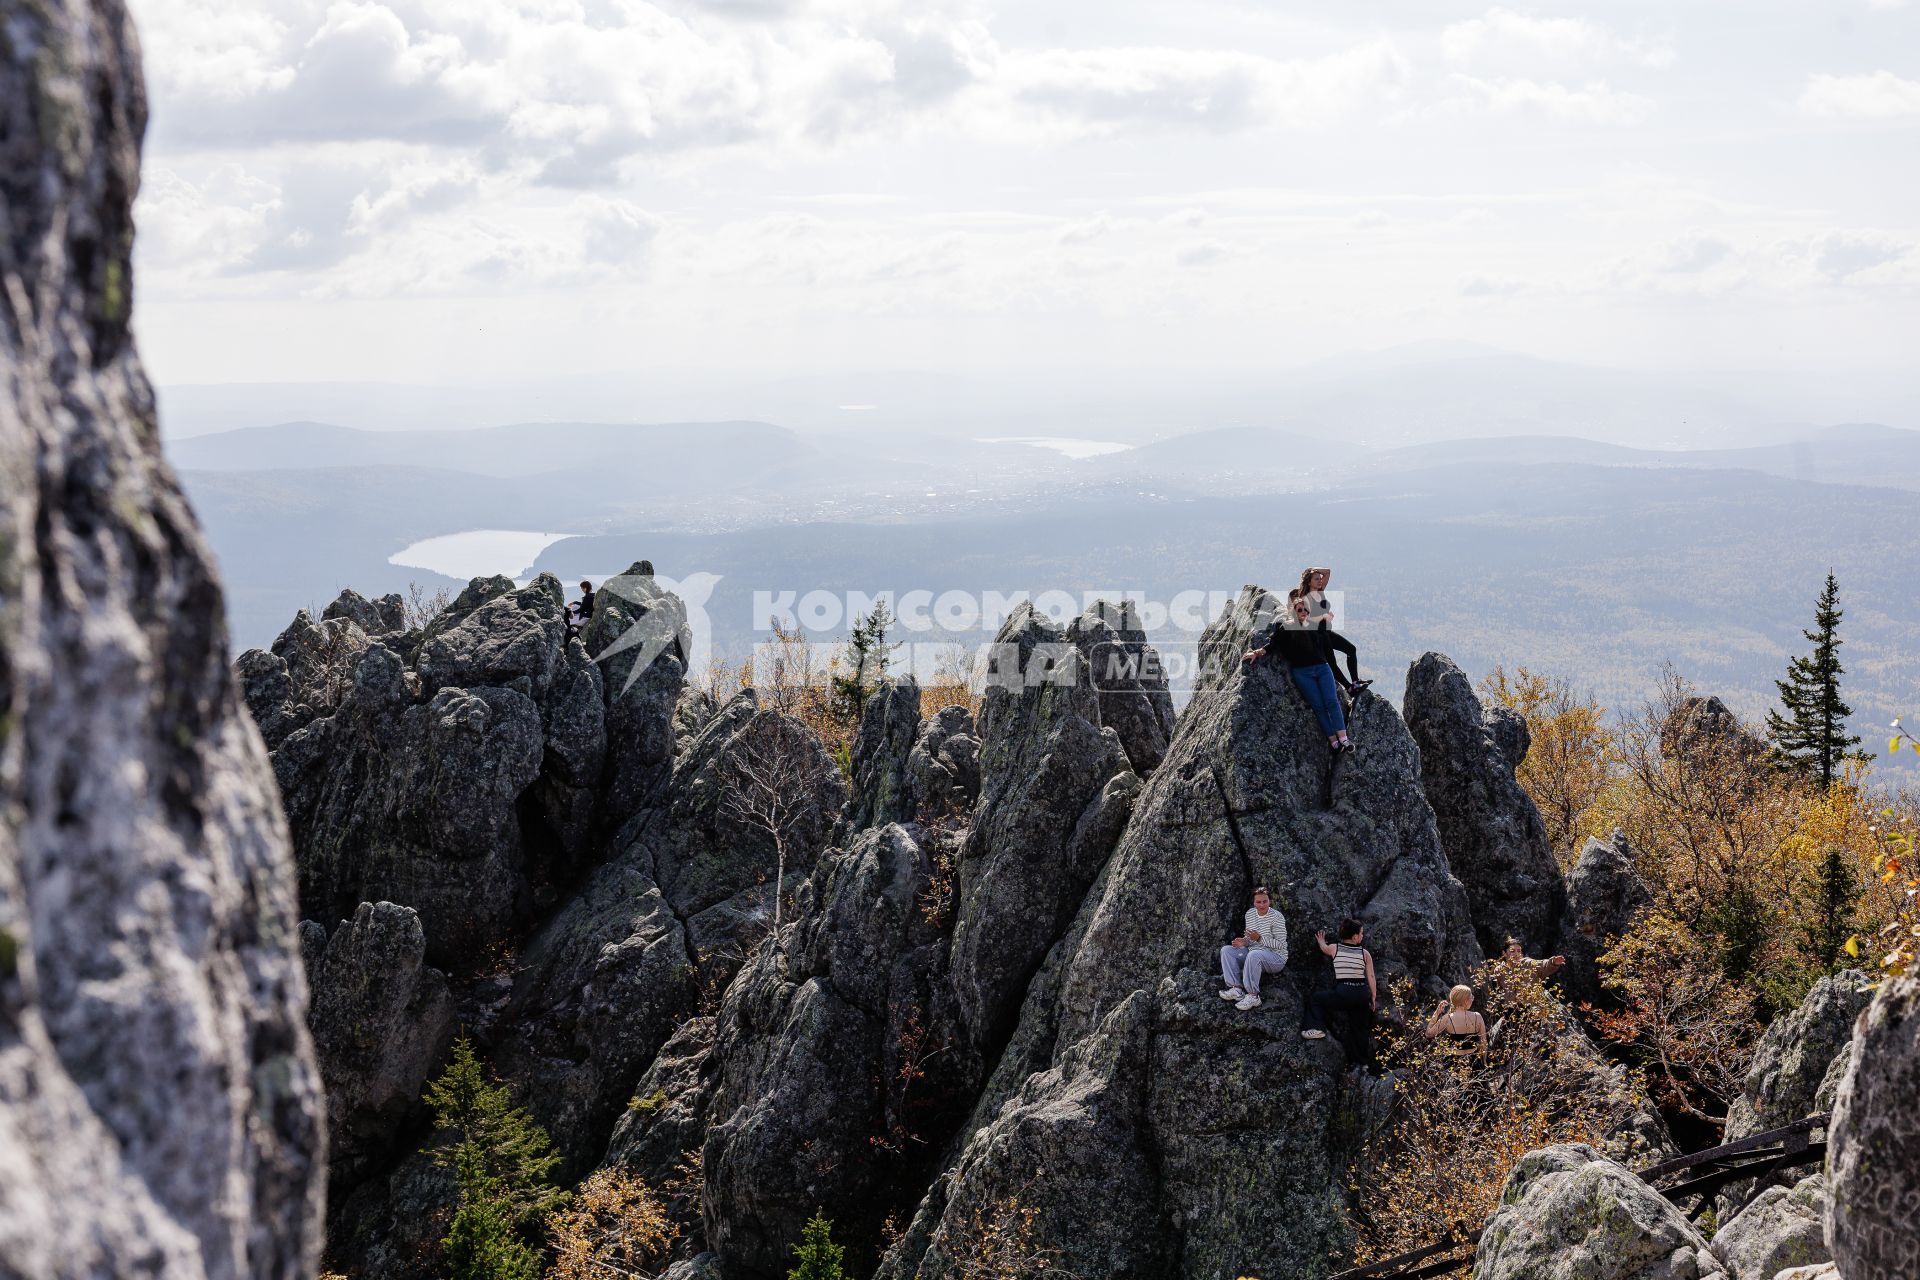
left=831, top=600, right=897, bottom=726
left=443, top=1188, right=543, bottom=1280
left=1765, top=572, right=1862, bottom=788
left=1805, top=847, right=1861, bottom=971
left=425, top=1035, right=565, bottom=1277
left=788, top=1211, right=847, bottom=1280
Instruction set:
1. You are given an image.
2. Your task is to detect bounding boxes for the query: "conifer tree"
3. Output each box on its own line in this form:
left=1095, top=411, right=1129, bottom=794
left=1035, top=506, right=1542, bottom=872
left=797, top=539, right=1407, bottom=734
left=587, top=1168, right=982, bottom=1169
left=425, top=1035, right=565, bottom=1278
left=1805, top=847, right=1861, bottom=971
left=443, top=1188, right=543, bottom=1280
left=831, top=600, right=897, bottom=726
left=788, top=1211, right=847, bottom=1280
left=1765, top=572, right=1862, bottom=788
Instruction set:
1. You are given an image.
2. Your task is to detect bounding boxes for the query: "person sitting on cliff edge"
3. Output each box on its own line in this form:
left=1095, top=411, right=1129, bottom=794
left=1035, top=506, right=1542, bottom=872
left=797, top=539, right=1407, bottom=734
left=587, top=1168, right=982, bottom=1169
left=1219, top=886, right=1289, bottom=1011
left=1242, top=593, right=1354, bottom=753
left=567, top=579, right=596, bottom=640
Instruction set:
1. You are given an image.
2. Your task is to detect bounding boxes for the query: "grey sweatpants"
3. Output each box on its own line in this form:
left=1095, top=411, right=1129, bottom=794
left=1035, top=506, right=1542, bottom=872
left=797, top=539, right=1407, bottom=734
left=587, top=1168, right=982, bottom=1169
left=1221, top=944, right=1286, bottom=994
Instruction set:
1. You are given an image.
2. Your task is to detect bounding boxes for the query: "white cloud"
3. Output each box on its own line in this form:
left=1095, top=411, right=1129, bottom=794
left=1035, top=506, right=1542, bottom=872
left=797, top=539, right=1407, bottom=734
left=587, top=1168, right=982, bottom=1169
left=1654, top=233, right=1733, bottom=274
left=1447, top=74, right=1651, bottom=123
left=1799, top=70, right=1920, bottom=118
left=1806, top=229, right=1911, bottom=280
left=1458, top=274, right=1524, bottom=297
left=988, top=39, right=1409, bottom=138
left=582, top=199, right=664, bottom=266
left=1441, top=8, right=1673, bottom=71
left=1175, top=240, right=1233, bottom=267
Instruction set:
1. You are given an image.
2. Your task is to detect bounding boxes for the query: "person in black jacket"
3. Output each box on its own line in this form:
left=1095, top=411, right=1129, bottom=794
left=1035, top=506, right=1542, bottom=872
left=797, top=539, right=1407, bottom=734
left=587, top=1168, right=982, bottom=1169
left=1293, top=566, right=1369, bottom=694
left=567, top=579, right=595, bottom=640
left=1242, top=594, right=1353, bottom=751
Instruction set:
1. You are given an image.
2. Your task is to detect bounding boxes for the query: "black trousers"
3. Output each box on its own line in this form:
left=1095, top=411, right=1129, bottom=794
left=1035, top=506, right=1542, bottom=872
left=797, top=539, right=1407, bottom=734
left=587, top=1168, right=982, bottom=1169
left=1324, top=631, right=1361, bottom=687
left=1304, top=981, right=1375, bottom=1066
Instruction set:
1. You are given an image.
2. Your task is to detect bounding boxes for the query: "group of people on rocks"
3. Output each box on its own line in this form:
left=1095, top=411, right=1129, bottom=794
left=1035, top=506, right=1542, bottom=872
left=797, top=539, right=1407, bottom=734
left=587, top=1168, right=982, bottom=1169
left=1217, top=887, right=1566, bottom=1072
left=1241, top=566, right=1371, bottom=753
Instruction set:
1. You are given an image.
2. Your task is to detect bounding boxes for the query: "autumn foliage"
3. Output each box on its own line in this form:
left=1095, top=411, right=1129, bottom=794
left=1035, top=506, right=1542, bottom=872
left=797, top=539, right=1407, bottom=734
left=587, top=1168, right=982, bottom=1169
left=1352, top=962, right=1618, bottom=1266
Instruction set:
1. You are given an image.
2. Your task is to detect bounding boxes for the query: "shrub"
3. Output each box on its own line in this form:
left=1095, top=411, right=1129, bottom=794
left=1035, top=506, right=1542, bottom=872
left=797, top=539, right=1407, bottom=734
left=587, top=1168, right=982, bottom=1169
left=545, top=1168, right=678, bottom=1280
left=1590, top=913, right=1761, bottom=1126
left=1352, top=961, right=1614, bottom=1265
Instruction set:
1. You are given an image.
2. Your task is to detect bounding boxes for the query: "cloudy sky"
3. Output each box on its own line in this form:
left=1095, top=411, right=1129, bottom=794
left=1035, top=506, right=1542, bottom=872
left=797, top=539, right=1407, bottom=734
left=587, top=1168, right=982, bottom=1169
left=127, top=0, right=1919, bottom=388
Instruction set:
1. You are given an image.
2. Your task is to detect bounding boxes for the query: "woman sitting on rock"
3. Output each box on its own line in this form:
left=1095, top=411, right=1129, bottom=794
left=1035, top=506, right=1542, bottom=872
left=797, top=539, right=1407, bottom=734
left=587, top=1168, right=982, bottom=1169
left=1243, top=594, right=1353, bottom=752
left=1219, top=886, right=1289, bottom=1011
left=1426, top=985, right=1488, bottom=1056
left=1295, top=566, right=1370, bottom=695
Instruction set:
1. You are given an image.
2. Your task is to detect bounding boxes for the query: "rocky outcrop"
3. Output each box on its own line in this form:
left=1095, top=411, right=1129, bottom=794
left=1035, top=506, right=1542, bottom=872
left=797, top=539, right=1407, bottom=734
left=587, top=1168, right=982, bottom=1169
left=881, top=586, right=1479, bottom=1279
left=949, top=605, right=1135, bottom=1056
left=583, top=569, right=691, bottom=831
left=701, top=824, right=962, bottom=1276
left=302, top=903, right=455, bottom=1191
left=1068, top=600, right=1177, bottom=776
left=1556, top=830, right=1653, bottom=1008
left=909, top=704, right=981, bottom=819
left=1727, top=971, right=1870, bottom=1141
left=323, top=588, right=407, bottom=637
left=892, top=993, right=1173, bottom=1280
left=494, top=695, right=845, bottom=1168
left=0, top=3, right=324, bottom=1273
left=1826, top=975, right=1920, bottom=1280
left=246, top=566, right=680, bottom=969
left=844, top=680, right=924, bottom=830
left=1405, top=652, right=1566, bottom=956
left=272, top=641, right=546, bottom=968
left=1710, top=1175, right=1828, bottom=1280
left=1475, top=1145, right=1727, bottom=1280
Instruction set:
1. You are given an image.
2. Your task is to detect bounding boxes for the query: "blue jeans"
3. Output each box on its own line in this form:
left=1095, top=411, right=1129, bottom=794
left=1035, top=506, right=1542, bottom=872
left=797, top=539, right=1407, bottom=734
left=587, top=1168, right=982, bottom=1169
left=1221, top=944, right=1286, bottom=994
left=1291, top=662, right=1346, bottom=736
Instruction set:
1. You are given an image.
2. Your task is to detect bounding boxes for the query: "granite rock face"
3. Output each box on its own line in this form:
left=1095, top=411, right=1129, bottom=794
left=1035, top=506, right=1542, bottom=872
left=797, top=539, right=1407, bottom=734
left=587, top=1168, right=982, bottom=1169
left=1404, top=652, right=1567, bottom=956
left=1556, top=831, right=1654, bottom=1008
left=493, top=695, right=846, bottom=1169
left=1826, top=975, right=1920, bottom=1280
left=1068, top=599, right=1178, bottom=776
left=1474, top=1145, right=1727, bottom=1280
left=1727, top=971, right=1870, bottom=1141
left=302, top=903, right=455, bottom=1192
left=843, top=680, right=925, bottom=831
left=700, top=824, right=962, bottom=1275
left=1710, top=1175, right=1828, bottom=1280
left=246, top=567, right=673, bottom=969
left=949, top=604, right=1135, bottom=1056
left=0, top=3, right=324, bottom=1272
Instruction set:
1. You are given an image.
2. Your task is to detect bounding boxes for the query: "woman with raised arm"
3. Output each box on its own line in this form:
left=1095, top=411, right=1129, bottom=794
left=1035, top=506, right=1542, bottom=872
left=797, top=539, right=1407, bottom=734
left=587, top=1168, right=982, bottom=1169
left=1296, top=566, right=1369, bottom=694
left=1426, top=985, right=1488, bottom=1056
left=1242, top=593, right=1353, bottom=752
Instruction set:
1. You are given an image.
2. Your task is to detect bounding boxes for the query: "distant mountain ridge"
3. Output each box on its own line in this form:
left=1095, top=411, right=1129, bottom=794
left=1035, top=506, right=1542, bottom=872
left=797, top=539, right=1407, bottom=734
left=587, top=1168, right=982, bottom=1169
left=166, top=418, right=807, bottom=478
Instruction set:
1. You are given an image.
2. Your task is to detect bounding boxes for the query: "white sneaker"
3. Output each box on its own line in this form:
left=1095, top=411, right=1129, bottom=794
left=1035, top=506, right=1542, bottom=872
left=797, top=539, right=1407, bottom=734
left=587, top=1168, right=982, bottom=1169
left=1219, top=987, right=1246, bottom=1001
left=1301, top=1029, right=1327, bottom=1040
left=1235, top=993, right=1263, bottom=1011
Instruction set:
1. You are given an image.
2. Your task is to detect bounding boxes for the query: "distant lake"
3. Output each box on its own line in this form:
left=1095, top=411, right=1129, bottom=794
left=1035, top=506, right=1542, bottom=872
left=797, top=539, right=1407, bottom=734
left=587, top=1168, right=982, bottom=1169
left=976, top=436, right=1133, bottom=459
left=389, top=529, right=575, bottom=580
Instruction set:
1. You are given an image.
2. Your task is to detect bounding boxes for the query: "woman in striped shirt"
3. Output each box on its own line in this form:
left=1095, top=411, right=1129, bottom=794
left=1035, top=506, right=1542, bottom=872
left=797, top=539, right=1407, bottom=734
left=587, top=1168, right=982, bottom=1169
left=1300, top=918, right=1377, bottom=1069
left=1219, top=887, right=1289, bottom=1011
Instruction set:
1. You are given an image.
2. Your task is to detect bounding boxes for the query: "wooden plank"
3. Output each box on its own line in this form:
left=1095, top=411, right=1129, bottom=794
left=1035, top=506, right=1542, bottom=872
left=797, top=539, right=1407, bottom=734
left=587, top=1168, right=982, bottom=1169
left=1326, top=1232, right=1480, bottom=1280
left=1658, top=1145, right=1826, bottom=1204
left=1637, top=1114, right=1828, bottom=1184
